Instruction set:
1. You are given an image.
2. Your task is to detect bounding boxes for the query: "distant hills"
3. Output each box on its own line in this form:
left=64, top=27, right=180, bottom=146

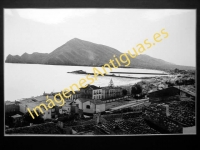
left=5, top=38, right=195, bottom=71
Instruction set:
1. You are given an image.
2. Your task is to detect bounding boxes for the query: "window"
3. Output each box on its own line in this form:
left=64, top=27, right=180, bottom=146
left=86, top=105, right=90, bottom=109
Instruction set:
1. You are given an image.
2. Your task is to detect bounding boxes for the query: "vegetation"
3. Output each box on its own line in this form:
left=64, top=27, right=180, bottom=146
left=23, top=111, right=45, bottom=125
left=5, top=110, right=45, bottom=128
left=122, top=89, right=128, bottom=96
left=131, top=84, right=143, bottom=97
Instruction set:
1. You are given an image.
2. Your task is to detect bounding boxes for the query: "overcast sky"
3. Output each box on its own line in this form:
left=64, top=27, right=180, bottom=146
left=4, top=9, right=196, bottom=67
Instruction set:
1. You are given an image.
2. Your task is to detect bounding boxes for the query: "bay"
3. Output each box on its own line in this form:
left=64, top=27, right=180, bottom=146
left=4, top=63, right=166, bottom=101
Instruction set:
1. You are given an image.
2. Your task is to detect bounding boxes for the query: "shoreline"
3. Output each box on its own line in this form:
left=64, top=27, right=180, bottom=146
left=67, top=71, right=170, bottom=79
left=110, top=72, right=168, bottom=75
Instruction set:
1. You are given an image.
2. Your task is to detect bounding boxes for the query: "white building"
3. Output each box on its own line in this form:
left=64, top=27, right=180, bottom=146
left=76, top=98, right=105, bottom=114
left=83, top=100, right=105, bottom=114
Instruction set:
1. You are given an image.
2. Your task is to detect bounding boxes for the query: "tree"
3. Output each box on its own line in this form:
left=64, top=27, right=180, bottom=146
left=131, top=84, right=143, bottom=97
left=131, top=86, right=137, bottom=96
left=5, top=115, right=14, bottom=128
left=122, top=89, right=127, bottom=96
left=23, top=111, right=44, bottom=125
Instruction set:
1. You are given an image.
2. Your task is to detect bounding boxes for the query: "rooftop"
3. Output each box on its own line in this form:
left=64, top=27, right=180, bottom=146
left=76, top=98, right=91, bottom=103
left=89, top=85, right=101, bottom=90
left=11, top=114, right=22, bottom=118
left=5, top=101, right=15, bottom=105
left=90, top=99, right=105, bottom=105
left=80, top=84, right=101, bottom=90
left=174, top=86, right=195, bottom=97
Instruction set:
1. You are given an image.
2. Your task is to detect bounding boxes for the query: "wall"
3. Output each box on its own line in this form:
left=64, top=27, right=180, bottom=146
left=75, top=99, right=83, bottom=110
left=83, top=101, right=95, bottom=114
left=42, top=109, right=51, bottom=120
left=5, top=104, right=19, bottom=113
left=80, top=88, right=92, bottom=99
left=96, top=104, right=105, bottom=113
left=149, top=87, right=180, bottom=101
left=62, top=105, right=71, bottom=114
left=19, top=104, right=27, bottom=114
left=92, top=89, right=102, bottom=100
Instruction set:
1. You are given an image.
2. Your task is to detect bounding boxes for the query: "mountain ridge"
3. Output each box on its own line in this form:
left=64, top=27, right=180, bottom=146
left=5, top=38, right=195, bottom=71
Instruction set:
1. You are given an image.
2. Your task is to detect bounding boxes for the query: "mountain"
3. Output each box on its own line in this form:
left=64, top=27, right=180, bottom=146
left=5, top=38, right=195, bottom=70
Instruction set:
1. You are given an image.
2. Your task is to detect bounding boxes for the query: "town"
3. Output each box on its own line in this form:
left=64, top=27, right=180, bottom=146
left=5, top=68, right=196, bottom=135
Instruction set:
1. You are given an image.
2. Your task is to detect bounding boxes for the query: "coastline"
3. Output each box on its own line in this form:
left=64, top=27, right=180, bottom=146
left=67, top=70, right=170, bottom=79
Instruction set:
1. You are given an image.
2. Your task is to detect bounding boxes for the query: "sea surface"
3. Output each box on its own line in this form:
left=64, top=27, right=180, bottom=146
left=4, top=63, right=167, bottom=101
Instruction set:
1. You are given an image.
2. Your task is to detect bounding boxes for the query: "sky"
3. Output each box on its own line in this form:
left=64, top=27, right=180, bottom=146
left=4, top=9, right=196, bottom=67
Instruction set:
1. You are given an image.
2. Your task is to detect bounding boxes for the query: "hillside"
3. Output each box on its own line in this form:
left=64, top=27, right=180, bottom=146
left=5, top=38, right=195, bottom=70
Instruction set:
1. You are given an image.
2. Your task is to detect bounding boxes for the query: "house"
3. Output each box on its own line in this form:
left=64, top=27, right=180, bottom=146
left=80, top=84, right=102, bottom=100
left=174, top=86, right=195, bottom=99
left=11, top=114, right=22, bottom=123
left=148, top=86, right=181, bottom=102
left=64, top=91, right=81, bottom=101
left=148, top=86, right=195, bottom=103
left=18, top=96, right=54, bottom=114
left=75, top=98, right=90, bottom=110
left=62, top=101, right=71, bottom=114
left=5, top=101, right=19, bottom=114
left=83, top=99, right=105, bottom=114
left=62, top=100, right=79, bottom=115
left=102, top=87, right=109, bottom=99
left=26, top=102, right=52, bottom=120
left=18, top=97, right=57, bottom=120
left=75, top=98, right=105, bottom=114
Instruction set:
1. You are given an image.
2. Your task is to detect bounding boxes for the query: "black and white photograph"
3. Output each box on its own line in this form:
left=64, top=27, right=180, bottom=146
left=4, top=8, right=196, bottom=135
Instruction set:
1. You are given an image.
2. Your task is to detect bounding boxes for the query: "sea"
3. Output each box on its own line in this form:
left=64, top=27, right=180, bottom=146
left=4, top=63, right=168, bottom=102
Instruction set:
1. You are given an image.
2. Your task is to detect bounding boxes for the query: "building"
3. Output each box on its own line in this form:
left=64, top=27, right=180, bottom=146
left=102, top=86, right=122, bottom=99
left=148, top=86, right=195, bottom=103
left=11, top=114, right=22, bottom=124
left=5, top=101, right=19, bottom=114
left=62, top=101, right=71, bottom=114
left=75, top=98, right=105, bottom=114
left=101, top=79, right=123, bottom=100
left=26, top=102, right=52, bottom=120
left=18, top=96, right=57, bottom=120
left=148, top=86, right=181, bottom=102
left=64, top=91, right=81, bottom=101
left=174, top=86, right=195, bottom=99
left=102, top=87, right=109, bottom=99
left=75, top=98, right=90, bottom=110
left=80, top=84, right=102, bottom=100
left=83, top=100, right=105, bottom=114
left=62, top=100, right=79, bottom=115
left=18, top=96, right=54, bottom=114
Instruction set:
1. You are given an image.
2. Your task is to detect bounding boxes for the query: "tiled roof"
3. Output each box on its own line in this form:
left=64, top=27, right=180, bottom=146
left=5, top=101, right=15, bottom=105
left=80, top=85, right=101, bottom=90
left=11, top=114, right=22, bottom=118
left=76, top=98, right=90, bottom=103
left=89, top=85, right=101, bottom=90
left=67, top=91, right=81, bottom=95
left=174, top=86, right=196, bottom=97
